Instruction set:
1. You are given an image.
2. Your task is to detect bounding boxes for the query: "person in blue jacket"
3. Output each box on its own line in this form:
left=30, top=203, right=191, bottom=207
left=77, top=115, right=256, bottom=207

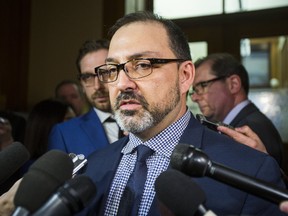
left=48, top=39, right=123, bottom=157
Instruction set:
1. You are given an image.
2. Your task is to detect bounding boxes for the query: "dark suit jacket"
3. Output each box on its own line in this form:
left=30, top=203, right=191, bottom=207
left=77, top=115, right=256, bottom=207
left=48, top=109, right=109, bottom=157
left=78, top=113, right=286, bottom=216
left=230, top=102, right=284, bottom=168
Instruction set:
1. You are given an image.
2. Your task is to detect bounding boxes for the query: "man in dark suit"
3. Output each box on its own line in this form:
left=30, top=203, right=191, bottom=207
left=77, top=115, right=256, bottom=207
left=78, top=12, right=286, bottom=215
left=48, top=39, right=122, bottom=157
left=191, top=53, right=284, bottom=169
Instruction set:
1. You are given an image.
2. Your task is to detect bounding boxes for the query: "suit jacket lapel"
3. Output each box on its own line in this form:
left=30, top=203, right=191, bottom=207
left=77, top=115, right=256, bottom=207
left=230, top=103, right=258, bottom=126
left=85, top=137, right=128, bottom=215
left=149, top=114, right=205, bottom=215
left=79, top=109, right=110, bottom=148
left=179, top=114, right=205, bottom=149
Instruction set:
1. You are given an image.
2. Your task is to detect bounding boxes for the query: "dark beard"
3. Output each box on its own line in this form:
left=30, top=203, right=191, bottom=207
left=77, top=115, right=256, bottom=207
left=114, top=91, right=149, bottom=110
left=114, top=82, right=180, bottom=134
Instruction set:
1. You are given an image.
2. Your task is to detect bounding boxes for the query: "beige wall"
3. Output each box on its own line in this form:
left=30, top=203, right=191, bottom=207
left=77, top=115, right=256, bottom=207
left=28, top=0, right=103, bottom=110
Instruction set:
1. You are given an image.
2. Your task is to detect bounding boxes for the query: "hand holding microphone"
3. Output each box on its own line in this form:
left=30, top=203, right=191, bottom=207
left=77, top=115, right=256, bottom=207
left=0, top=178, right=22, bottom=216
left=217, top=125, right=267, bottom=154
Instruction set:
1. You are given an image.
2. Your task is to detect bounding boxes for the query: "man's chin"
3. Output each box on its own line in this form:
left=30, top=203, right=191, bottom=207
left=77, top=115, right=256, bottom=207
left=120, top=109, right=137, bottom=116
left=94, top=103, right=111, bottom=112
left=199, top=107, right=210, bottom=117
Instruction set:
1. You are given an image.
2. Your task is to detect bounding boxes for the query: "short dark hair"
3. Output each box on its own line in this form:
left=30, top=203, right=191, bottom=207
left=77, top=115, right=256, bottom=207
left=108, top=11, right=191, bottom=60
left=76, top=39, right=110, bottom=73
left=194, top=53, right=250, bottom=95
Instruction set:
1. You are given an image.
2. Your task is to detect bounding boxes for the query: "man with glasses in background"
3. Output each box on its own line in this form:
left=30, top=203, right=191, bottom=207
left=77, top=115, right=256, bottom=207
left=190, top=53, right=285, bottom=171
left=48, top=39, right=123, bottom=157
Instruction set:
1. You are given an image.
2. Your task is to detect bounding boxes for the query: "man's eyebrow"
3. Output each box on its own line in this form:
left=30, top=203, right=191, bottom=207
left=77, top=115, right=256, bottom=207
left=193, top=80, right=204, bottom=87
left=105, top=57, right=117, bottom=63
left=106, top=51, right=160, bottom=63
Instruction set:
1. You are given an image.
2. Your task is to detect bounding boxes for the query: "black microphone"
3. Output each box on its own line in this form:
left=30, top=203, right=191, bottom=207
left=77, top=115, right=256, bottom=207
left=155, top=169, right=216, bottom=216
left=0, top=142, right=30, bottom=184
left=12, top=150, right=74, bottom=216
left=32, top=175, right=96, bottom=216
left=170, top=144, right=288, bottom=204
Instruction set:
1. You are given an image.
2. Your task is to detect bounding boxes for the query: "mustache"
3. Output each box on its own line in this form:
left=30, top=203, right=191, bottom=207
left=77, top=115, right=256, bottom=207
left=115, top=91, right=149, bottom=109
left=91, top=91, right=109, bottom=98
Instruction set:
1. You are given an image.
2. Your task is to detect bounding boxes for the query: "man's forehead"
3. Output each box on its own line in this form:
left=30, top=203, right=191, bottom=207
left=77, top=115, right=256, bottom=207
left=107, top=23, right=171, bottom=61
left=196, top=62, right=214, bottom=75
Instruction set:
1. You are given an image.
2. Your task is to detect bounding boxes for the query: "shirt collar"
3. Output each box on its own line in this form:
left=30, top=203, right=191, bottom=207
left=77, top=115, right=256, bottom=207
left=93, top=107, right=113, bottom=124
left=223, top=99, right=250, bottom=124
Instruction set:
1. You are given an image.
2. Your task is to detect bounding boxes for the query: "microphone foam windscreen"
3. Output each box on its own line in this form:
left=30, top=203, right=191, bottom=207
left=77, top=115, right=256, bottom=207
left=14, top=150, right=73, bottom=212
left=60, top=175, right=97, bottom=211
left=155, top=169, right=206, bottom=216
left=0, top=142, right=30, bottom=184
left=170, top=144, right=190, bottom=170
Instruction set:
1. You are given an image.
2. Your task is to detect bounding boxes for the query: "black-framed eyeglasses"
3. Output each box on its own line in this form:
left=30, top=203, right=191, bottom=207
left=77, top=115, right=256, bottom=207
left=190, top=75, right=227, bottom=96
left=94, top=58, right=187, bottom=83
left=78, top=73, right=98, bottom=87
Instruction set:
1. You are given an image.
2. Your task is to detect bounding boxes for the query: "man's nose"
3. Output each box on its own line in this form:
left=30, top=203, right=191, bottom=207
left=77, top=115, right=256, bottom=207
left=93, top=77, right=103, bottom=89
left=191, top=92, right=200, bottom=102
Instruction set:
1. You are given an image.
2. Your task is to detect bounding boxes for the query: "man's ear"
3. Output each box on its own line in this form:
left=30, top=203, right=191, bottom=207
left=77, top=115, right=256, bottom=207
left=227, top=74, right=241, bottom=94
left=179, top=61, right=195, bottom=94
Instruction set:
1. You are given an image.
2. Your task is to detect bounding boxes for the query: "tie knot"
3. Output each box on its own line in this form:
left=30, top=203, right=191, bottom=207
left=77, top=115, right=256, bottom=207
left=136, top=145, right=154, bottom=163
left=105, top=116, right=116, bottom=123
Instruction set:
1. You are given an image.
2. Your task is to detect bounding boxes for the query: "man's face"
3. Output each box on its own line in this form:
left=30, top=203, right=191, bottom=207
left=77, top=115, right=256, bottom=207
left=106, top=22, right=193, bottom=138
left=191, top=61, right=232, bottom=122
left=56, top=83, right=85, bottom=116
left=79, top=49, right=111, bottom=112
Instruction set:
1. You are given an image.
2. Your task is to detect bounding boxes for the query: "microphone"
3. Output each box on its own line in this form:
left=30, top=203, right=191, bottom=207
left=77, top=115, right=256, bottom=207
left=170, top=144, right=288, bottom=204
left=12, top=150, right=74, bottom=216
left=0, top=142, right=30, bottom=184
left=32, top=175, right=96, bottom=216
left=155, top=169, right=216, bottom=216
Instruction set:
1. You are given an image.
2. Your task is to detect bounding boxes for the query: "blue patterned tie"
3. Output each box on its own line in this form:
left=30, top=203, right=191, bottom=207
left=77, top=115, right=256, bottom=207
left=117, top=145, right=154, bottom=216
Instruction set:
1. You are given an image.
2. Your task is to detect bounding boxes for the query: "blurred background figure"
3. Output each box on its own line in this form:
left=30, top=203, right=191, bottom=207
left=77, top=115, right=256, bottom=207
left=55, top=80, right=90, bottom=116
left=0, top=110, right=26, bottom=144
left=22, top=98, right=76, bottom=173
left=0, top=117, right=14, bottom=150
left=0, top=113, right=26, bottom=195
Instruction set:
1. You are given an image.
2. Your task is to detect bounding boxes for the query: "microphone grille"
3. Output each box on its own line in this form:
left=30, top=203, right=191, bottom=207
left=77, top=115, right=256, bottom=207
left=170, top=144, right=191, bottom=170
left=60, top=175, right=97, bottom=211
left=0, top=142, right=30, bottom=184
left=29, top=150, right=73, bottom=183
left=155, top=169, right=206, bottom=216
left=14, top=150, right=73, bottom=212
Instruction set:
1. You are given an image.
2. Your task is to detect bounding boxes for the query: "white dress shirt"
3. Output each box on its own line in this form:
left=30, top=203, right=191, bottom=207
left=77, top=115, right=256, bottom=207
left=94, top=108, right=119, bottom=143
